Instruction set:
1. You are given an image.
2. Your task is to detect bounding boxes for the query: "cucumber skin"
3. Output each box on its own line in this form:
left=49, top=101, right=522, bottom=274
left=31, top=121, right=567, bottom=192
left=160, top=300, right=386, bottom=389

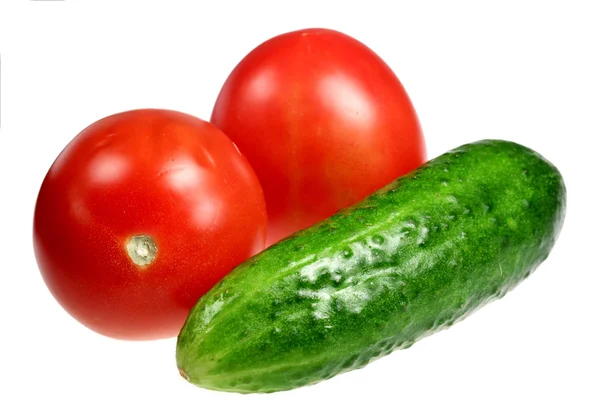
left=176, top=139, right=566, bottom=393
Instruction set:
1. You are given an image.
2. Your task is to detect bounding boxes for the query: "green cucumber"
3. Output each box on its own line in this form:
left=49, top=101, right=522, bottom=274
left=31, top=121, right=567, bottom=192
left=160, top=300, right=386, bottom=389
left=176, top=139, right=566, bottom=393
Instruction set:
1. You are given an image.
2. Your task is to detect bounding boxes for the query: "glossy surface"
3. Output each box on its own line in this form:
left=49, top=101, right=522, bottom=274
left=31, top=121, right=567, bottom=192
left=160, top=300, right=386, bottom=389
left=211, top=28, right=426, bottom=245
left=33, top=109, right=267, bottom=340
left=177, top=140, right=566, bottom=393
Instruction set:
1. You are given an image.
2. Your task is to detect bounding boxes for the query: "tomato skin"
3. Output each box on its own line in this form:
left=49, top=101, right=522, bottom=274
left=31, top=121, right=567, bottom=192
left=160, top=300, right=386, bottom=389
left=33, top=109, right=267, bottom=340
left=211, top=28, right=426, bottom=246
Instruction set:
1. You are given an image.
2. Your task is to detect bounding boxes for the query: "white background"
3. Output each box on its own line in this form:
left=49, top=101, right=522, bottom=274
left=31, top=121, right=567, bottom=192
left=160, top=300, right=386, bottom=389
left=1, top=1, right=598, bottom=399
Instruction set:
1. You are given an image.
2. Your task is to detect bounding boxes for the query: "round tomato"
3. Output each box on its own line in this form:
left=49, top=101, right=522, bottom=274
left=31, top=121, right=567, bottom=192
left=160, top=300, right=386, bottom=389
left=33, top=109, right=267, bottom=340
left=211, top=28, right=426, bottom=246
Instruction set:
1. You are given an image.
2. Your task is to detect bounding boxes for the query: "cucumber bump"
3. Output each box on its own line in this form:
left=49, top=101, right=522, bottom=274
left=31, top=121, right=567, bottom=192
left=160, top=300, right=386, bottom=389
left=176, top=139, right=566, bottom=393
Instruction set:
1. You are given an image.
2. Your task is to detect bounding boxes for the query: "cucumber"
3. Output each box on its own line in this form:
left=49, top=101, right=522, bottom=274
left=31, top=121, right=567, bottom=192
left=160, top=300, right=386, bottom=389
left=176, top=139, right=566, bottom=393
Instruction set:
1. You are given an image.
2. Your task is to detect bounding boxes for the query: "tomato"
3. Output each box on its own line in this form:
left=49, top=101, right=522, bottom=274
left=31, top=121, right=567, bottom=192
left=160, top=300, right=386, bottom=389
left=211, top=28, right=426, bottom=246
left=33, top=109, right=267, bottom=340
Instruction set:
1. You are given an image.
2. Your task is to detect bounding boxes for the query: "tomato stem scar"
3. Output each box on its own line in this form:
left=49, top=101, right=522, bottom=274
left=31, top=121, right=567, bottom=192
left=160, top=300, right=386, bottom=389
left=126, top=235, right=157, bottom=267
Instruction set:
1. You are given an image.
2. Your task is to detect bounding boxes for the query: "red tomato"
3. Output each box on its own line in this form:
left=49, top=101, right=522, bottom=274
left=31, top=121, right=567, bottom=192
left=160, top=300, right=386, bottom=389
left=33, top=109, right=267, bottom=340
left=211, top=28, right=426, bottom=246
